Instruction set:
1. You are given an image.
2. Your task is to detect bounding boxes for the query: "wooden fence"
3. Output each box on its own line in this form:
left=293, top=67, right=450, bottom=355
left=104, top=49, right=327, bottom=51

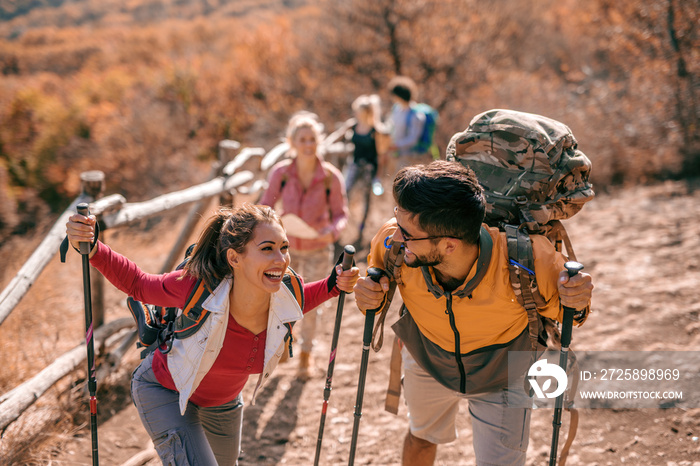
left=0, top=137, right=351, bottom=453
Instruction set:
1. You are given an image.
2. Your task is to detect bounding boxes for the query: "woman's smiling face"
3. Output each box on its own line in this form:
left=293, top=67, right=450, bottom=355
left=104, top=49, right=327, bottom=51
left=229, top=221, right=291, bottom=294
left=291, top=126, right=318, bottom=160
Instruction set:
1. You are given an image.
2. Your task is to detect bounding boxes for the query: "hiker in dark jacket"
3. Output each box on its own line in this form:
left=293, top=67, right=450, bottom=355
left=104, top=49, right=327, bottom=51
left=66, top=203, right=359, bottom=466
left=343, top=94, right=387, bottom=194
left=340, top=94, right=390, bottom=244
left=353, top=161, right=593, bottom=466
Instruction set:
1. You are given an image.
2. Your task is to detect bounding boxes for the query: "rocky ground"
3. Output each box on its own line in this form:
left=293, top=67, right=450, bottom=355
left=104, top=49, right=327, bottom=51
left=2, top=178, right=700, bottom=465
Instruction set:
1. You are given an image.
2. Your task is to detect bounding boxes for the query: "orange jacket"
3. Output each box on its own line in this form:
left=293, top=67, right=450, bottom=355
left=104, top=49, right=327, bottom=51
left=367, top=219, right=566, bottom=354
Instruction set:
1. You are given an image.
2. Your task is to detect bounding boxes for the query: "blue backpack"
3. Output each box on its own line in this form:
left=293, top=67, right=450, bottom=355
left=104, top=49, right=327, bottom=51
left=409, top=103, right=439, bottom=159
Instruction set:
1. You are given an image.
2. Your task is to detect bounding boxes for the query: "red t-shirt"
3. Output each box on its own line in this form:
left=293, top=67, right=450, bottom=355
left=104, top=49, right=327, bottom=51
left=151, top=313, right=266, bottom=406
left=90, top=241, right=338, bottom=406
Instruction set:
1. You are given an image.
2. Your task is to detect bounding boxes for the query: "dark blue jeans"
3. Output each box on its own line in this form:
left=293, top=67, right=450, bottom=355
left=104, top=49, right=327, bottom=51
left=131, top=352, right=244, bottom=465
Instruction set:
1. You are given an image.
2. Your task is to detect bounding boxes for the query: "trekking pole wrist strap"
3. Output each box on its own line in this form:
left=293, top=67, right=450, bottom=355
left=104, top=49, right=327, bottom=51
left=572, top=304, right=591, bottom=325
left=59, top=220, right=100, bottom=263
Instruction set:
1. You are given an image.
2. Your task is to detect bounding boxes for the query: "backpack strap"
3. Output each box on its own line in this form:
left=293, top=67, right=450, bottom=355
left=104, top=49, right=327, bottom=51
left=282, top=267, right=304, bottom=310
left=373, top=237, right=405, bottom=414
left=370, top=238, right=405, bottom=352
left=560, top=354, right=581, bottom=465
left=172, top=279, right=213, bottom=339
left=504, top=224, right=547, bottom=351
left=383, top=237, right=405, bottom=285
left=283, top=322, right=295, bottom=358
left=547, top=219, right=580, bottom=270
left=506, top=225, right=582, bottom=460
left=281, top=267, right=304, bottom=357
left=384, top=332, right=403, bottom=415
left=323, top=165, right=334, bottom=221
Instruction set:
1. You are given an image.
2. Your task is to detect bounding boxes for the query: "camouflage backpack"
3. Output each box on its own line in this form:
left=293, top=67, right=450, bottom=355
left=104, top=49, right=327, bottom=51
left=447, top=108, right=593, bottom=241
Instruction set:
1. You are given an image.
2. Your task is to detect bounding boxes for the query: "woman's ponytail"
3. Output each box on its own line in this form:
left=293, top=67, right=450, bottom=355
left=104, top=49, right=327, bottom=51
left=182, top=210, right=230, bottom=292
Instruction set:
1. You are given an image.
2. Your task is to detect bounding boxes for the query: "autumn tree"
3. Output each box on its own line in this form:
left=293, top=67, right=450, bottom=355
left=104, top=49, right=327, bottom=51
left=309, top=0, right=606, bottom=157
left=666, top=0, right=699, bottom=173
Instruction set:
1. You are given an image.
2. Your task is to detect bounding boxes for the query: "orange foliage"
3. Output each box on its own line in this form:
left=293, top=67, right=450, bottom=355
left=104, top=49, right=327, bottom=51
left=0, top=0, right=697, bottom=242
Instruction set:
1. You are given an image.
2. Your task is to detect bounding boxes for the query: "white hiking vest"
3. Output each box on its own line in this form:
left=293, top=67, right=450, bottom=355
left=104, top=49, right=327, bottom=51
left=166, top=277, right=304, bottom=415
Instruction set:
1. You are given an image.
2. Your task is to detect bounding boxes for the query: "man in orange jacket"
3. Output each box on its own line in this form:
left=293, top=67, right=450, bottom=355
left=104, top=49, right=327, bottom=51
left=353, top=161, right=593, bottom=466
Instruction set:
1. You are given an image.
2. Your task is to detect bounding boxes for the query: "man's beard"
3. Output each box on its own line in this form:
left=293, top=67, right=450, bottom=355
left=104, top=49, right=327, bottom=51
left=404, top=248, right=443, bottom=268
left=407, top=249, right=467, bottom=291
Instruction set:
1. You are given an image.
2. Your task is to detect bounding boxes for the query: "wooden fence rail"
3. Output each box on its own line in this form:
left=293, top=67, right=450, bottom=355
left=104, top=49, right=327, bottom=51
left=0, top=318, right=134, bottom=432
left=0, top=194, right=93, bottom=326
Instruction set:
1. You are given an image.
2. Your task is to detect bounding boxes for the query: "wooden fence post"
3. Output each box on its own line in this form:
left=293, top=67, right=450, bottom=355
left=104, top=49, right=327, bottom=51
left=80, top=171, right=105, bottom=328
left=218, top=139, right=240, bottom=207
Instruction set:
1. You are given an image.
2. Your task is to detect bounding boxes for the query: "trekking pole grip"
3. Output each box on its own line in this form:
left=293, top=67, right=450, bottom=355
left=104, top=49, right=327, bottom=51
left=366, top=267, right=384, bottom=281
left=561, top=261, right=584, bottom=347
left=341, top=245, right=355, bottom=272
left=77, top=203, right=92, bottom=256
left=363, top=266, right=388, bottom=317
left=564, top=261, right=584, bottom=278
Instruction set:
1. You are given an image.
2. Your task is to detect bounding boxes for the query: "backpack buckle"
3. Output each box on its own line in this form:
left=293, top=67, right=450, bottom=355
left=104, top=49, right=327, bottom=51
left=516, top=203, right=540, bottom=233
left=158, top=321, right=175, bottom=354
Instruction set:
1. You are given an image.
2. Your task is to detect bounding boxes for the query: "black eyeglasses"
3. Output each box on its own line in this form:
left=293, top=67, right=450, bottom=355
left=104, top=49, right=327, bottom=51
left=394, top=207, right=461, bottom=243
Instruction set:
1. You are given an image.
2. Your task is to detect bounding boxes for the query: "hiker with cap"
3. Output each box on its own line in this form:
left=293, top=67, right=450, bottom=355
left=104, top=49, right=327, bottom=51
left=65, top=203, right=359, bottom=466
left=260, top=111, right=349, bottom=380
left=352, top=161, right=593, bottom=465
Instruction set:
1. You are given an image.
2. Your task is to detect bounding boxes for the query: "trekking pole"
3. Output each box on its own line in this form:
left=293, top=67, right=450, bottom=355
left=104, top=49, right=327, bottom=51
left=348, top=267, right=384, bottom=466
left=549, top=261, right=584, bottom=466
left=77, top=202, right=100, bottom=466
left=313, top=245, right=355, bottom=466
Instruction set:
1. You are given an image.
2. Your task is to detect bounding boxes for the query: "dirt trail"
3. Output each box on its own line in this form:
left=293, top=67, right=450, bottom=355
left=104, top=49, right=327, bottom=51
left=6, top=179, right=700, bottom=465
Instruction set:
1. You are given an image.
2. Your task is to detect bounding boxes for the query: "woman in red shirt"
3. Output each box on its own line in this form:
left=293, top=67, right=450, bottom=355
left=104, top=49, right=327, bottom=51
left=66, top=203, right=358, bottom=465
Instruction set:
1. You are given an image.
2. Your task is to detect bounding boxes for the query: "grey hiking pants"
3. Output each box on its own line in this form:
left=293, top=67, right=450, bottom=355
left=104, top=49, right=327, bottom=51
left=131, top=352, right=244, bottom=465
